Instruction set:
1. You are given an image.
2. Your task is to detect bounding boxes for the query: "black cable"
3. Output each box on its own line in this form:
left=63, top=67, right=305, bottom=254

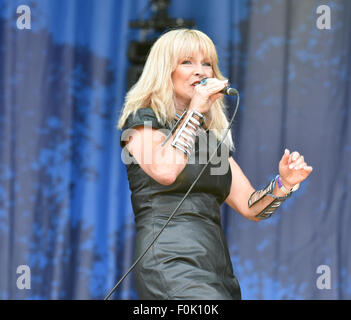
left=104, top=89, right=240, bottom=300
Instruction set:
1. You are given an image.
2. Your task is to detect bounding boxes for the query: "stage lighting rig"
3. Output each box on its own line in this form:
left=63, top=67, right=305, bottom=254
left=127, top=0, right=195, bottom=88
left=129, top=0, right=195, bottom=31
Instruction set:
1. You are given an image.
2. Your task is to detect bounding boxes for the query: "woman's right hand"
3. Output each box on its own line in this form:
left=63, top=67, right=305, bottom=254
left=189, top=78, right=228, bottom=114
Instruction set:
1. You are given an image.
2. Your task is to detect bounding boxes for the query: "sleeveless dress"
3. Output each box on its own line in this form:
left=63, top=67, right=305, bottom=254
left=120, top=107, right=241, bottom=300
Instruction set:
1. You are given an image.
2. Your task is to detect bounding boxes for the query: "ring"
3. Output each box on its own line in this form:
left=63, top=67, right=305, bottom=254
left=200, top=78, right=208, bottom=86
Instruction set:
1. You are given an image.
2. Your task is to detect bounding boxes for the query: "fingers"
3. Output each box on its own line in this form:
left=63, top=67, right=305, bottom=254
left=205, top=81, right=228, bottom=95
left=294, top=161, right=306, bottom=170
left=196, top=78, right=228, bottom=96
left=287, top=151, right=313, bottom=171
left=209, top=92, right=224, bottom=103
left=281, top=148, right=290, bottom=165
left=303, top=165, right=313, bottom=172
left=203, top=78, right=228, bottom=87
left=290, top=155, right=304, bottom=169
left=288, top=151, right=300, bottom=164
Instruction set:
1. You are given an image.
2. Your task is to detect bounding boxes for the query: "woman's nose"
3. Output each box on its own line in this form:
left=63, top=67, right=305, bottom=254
left=194, top=63, right=205, bottom=76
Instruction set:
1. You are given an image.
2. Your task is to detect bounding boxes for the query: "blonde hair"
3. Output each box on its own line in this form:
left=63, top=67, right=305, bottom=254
left=117, top=28, right=234, bottom=150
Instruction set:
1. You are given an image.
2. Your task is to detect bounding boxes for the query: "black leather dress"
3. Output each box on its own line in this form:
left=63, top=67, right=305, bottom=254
left=120, top=107, right=241, bottom=300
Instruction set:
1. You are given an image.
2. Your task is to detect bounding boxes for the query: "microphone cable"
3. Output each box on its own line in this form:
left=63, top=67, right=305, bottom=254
left=104, top=89, right=240, bottom=300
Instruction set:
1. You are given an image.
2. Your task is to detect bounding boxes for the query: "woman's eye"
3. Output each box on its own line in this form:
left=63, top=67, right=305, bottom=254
left=180, top=60, right=211, bottom=66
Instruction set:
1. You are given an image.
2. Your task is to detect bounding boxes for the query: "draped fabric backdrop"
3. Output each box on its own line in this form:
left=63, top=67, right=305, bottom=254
left=0, top=0, right=350, bottom=299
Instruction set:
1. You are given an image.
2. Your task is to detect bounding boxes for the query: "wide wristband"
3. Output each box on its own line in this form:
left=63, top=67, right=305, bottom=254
left=248, top=175, right=292, bottom=220
left=171, top=109, right=205, bottom=158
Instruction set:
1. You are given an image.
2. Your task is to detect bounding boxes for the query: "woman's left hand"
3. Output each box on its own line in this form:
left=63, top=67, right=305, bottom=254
left=278, top=149, right=313, bottom=189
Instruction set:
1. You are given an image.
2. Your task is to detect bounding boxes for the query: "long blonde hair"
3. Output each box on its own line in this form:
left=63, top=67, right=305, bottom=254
left=117, top=29, right=234, bottom=150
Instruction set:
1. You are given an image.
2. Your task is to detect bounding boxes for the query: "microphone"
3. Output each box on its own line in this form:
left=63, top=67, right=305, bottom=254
left=199, top=78, right=238, bottom=96
left=220, top=86, right=238, bottom=96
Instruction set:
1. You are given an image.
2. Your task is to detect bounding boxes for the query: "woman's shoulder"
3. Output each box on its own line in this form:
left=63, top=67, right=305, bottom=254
left=122, top=107, right=165, bottom=131
left=120, top=107, right=167, bottom=149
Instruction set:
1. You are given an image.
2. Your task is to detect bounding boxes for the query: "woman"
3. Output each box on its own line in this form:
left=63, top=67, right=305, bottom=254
left=117, top=29, right=312, bottom=299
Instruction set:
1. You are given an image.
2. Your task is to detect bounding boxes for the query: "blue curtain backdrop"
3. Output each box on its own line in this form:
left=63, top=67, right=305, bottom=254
left=0, top=0, right=350, bottom=299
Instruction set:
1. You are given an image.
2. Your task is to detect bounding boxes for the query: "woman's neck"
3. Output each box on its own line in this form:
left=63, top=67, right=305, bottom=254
left=174, top=99, right=189, bottom=116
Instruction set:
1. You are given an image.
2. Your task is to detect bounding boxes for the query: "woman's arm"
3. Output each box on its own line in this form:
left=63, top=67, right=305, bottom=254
left=124, top=124, right=188, bottom=186
left=224, top=157, right=262, bottom=222
left=225, top=150, right=313, bottom=221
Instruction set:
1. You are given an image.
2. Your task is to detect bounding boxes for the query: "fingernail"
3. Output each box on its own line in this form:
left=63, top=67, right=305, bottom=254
left=285, top=148, right=289, bottom=155
left=289, top=164, right=294, bottom=169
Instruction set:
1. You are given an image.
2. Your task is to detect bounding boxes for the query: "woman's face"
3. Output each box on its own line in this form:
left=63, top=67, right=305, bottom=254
left=171, top=52, right=213, bottom=108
